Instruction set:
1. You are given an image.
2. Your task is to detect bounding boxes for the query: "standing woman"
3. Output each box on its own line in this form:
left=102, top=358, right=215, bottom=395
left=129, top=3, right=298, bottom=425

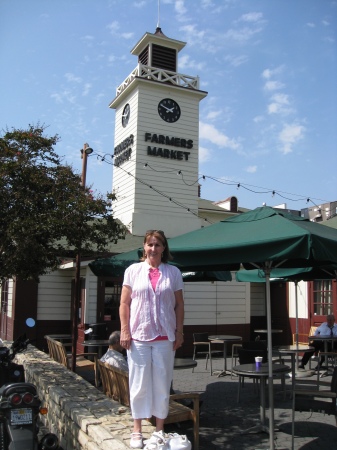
left=119, top=230, right=184, bottom=449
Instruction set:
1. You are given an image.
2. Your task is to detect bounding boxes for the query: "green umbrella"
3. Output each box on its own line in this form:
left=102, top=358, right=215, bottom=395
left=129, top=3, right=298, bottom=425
left=89, top=249, right=232, bottom=281
left=235, top=267, right=336, bottom=283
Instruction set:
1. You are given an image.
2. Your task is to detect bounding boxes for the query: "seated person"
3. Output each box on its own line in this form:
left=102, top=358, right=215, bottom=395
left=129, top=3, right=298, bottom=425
left=100, top=331, right=128, bottom=371
left=299, top=314, right=337, bottom=369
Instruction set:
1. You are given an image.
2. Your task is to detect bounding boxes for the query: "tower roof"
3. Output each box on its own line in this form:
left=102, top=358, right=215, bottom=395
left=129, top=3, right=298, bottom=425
left=131, top=28, right=186, bottom=56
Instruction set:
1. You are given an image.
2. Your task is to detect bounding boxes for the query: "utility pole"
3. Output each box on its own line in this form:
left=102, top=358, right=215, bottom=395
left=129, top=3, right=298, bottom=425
left=71, top=143, right=93, bottom=372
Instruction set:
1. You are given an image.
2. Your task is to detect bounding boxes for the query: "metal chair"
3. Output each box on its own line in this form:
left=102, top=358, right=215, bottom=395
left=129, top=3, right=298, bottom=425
left=236, top=347, right=268, bottom=402
left=192, top=332, right=222, bottom=375
left=231, top=343, right=242, bottom=379
left=292, top=367, right=337, bottom=447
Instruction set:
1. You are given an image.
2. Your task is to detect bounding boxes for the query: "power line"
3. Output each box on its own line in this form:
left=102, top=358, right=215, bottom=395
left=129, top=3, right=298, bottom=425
left=91, top=151, right=335, bottom=219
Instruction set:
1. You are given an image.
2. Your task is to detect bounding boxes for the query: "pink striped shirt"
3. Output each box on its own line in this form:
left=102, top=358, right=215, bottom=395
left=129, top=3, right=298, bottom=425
left=123, top=261, right=184, bottom=342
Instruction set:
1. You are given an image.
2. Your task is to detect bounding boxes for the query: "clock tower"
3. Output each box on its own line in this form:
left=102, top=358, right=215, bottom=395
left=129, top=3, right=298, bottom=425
left=109, top=27, right=207, bottom=237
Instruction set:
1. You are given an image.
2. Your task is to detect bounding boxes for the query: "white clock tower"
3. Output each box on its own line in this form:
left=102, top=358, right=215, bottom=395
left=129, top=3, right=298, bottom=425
left=109, top=27, right=207, bottom=238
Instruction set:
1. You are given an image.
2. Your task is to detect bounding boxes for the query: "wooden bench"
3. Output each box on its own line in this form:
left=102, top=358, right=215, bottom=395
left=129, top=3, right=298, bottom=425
left=97, top=360, right=200, bottom=450
left=45, top=335, right=98, bottom=386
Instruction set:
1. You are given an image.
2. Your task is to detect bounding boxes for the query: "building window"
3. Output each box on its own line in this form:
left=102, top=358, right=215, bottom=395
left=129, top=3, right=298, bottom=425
left=313, top=280, right=333, bottom=316
left=104, top=281, right=122, bottom=321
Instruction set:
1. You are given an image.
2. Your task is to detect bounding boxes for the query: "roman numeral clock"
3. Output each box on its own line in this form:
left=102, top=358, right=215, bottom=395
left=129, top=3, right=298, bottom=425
left=109, top=27, right=207, bottom=238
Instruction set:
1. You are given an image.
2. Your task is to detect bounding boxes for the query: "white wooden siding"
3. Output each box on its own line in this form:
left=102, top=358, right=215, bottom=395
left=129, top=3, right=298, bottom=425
left=85, top=267, right=98, bottom=324
left=183, top=278, right=250, bottom=325
left=37, top=270, right=74, bottom=320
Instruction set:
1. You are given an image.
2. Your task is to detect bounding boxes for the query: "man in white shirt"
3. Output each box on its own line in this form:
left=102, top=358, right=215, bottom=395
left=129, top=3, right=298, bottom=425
left=100, top=331, right=128, bottom=371
left=299, top=314, right=337, bottom=369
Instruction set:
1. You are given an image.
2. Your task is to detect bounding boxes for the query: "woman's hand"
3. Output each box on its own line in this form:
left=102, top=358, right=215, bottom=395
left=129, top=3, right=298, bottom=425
left=173, top=330, right=184, bottom=351
left=120, top=329, right=132, bottom=350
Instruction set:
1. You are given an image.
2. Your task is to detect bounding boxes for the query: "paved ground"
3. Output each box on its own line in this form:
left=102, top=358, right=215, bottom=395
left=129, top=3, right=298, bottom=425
left=171, top=357, right=337, bottom=450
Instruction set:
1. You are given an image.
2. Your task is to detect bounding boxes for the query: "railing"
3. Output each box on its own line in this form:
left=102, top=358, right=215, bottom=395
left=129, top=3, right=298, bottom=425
left=116, top=63, right=200, bottom=96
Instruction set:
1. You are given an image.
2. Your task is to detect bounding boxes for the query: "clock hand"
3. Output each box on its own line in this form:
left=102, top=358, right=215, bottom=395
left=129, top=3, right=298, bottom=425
left=160, top=103, right=174, bottom=113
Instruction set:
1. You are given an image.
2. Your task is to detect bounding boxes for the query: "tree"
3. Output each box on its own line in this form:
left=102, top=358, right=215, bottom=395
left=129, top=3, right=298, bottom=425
left=0, top=125, right=126, bottom=281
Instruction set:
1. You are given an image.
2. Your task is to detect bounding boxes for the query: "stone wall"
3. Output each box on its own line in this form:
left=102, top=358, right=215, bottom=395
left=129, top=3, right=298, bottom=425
left=14, top=345, right=155, bottom=450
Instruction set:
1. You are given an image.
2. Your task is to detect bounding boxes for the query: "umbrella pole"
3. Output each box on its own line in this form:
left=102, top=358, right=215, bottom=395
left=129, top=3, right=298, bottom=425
left=265, top=265, right=275, bottom=450
left=295, top=280, right=299, bottom=366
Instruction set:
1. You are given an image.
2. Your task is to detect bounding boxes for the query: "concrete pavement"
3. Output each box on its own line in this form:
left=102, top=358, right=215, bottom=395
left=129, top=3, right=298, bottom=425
left=171, top=356, right=337, bottom=450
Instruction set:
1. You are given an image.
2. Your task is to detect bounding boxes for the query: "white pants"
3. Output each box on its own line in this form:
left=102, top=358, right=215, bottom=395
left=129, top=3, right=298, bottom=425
left=127, top=340, right=175, bottom=419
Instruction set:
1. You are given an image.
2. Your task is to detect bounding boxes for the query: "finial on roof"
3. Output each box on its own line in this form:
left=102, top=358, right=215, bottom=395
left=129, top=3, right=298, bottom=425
left=154, top=26, right=167, bottom=37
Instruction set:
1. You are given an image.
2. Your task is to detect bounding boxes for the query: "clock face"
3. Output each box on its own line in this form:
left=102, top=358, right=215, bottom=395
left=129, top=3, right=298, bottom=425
left=122, top=103, right=130, bottom=127
left=158, top=98, right=181, bottom=123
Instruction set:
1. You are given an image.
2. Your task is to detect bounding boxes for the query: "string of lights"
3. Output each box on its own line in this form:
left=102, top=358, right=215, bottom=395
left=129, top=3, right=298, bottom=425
left=92, top=152, right=213, bottom=224
left=91, top=151, right=334, bottom=220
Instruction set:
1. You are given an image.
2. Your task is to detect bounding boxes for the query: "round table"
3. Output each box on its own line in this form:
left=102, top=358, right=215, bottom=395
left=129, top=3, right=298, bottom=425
left=308, top=335, right=337, bottom=376
left=208, top=335, right=242, bottom=377
left=232, top=363, right=290, bottom=434
left=81, top=340, right=110, bottom=358
left=174, top=358, right=197, bottom=370
left=44, top=334, right=71, bottom=341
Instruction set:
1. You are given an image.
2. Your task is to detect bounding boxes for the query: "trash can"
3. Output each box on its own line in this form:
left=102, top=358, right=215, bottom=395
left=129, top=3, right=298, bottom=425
left=87, top=323, right=108, bottom=340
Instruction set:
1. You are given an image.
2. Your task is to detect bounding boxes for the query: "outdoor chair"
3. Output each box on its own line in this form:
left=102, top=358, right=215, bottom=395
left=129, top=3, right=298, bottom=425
left=292, top=367, right=337, bottom=446
left=236, top=346, right=268, bottom=402
left=293, top=326, right=318, bottom=368
left=192, top=332, right=222, bottom=375
left=231, top=343, right=242, bottom=378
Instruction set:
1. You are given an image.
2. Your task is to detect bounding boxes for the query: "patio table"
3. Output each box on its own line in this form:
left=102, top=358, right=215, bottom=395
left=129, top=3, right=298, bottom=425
left=208, top=335, right=242, bottom=377
left=232, top=362, right=290, bottom=434
left=308, top=335, right=337, bottom=377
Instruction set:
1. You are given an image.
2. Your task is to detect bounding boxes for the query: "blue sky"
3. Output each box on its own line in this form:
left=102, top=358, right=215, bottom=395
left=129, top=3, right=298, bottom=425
left=1, top=0, right=336, bottom=214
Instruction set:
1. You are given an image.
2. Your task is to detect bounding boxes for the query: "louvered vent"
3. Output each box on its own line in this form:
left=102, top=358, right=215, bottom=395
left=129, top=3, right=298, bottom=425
left=139, top=47, right=149, bottom=65
left=152, top=44, right=176, bottom=71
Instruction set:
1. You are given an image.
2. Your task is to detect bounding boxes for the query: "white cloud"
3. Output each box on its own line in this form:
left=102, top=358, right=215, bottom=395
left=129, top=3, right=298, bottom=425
left=65, top=73, right=82, bottom=83
left=179, top=54, right=205, bottom=71
left=253, top=115, right=264, bottom=123
left=121, top=32, right=134, bottom=39
left=306, top=22, right=315, bottom=28
left=81, top=35, right=94, bottom=41
left=225, top=54, right=249, bottom=67
left=175, top=0, right=187, bottom=15
left=206, top=110, right=222, bottom=120
left=107, top=21, right=119, bottom=33
left=224, top=26, right=263, bottom=43
left=264, top=80, right=284, bottom=91
left=199, top=145, right=211, bottom=162
left=262, top=65, right=284, bottom=79
left=133, top=1, right=147, bottom=8
left=268, top=93, right=293, bottom=115
left=82, top=83, right=91, bottom=96
left=239, top=12, right=264, bottom=23
left=246, top=165, right=257, bottom=173
left=50, top=93, right=62, bottom=104
left=278, top=123, right=305, bottom=155
left=199, top=122, right=240, bottom=150
left=180, top=24, right=205, bottom=41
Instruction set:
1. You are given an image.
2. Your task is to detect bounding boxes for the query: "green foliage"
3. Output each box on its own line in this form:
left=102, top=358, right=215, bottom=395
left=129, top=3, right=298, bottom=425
left=0, top=125, right=126, bottom=281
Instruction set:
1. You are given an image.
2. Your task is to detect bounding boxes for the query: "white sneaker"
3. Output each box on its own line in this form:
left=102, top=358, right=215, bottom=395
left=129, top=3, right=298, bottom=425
left=143, top=431, right=169, bottom=450
left=130, top=432, right=144, bottom=449
left=167, top=433, right=192, bottom=450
